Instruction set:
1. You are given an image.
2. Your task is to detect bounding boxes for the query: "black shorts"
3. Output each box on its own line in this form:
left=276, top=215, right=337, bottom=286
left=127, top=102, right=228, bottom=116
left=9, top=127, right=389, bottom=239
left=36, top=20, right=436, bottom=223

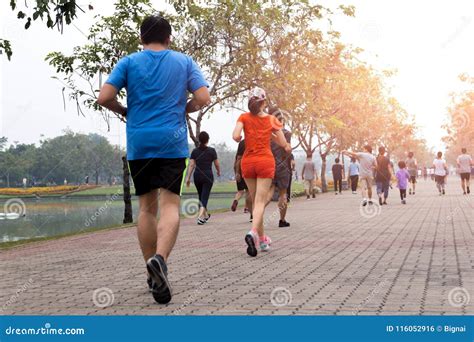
left=128, top=158, right=187, bottom=196
left=409, top=176, right=417, bottom=184
left=236, top=178, right=248, bottom=191
left=435, top=175, right=446, bottom=184
left=273, top=172, right=290, bottom=190
left=460, top=173, right=470, bottom=181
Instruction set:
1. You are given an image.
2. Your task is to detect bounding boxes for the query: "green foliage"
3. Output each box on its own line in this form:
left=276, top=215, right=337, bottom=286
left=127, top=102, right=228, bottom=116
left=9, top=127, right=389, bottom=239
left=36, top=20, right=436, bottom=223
left=0, top=132, right=124, bottom=187
left=2, top=0, right=85, bottom=60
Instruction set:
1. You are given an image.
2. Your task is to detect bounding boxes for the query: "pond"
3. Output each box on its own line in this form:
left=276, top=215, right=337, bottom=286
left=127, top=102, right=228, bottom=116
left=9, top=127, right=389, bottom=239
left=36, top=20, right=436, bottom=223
left=0, top=195, right=236, bottom=244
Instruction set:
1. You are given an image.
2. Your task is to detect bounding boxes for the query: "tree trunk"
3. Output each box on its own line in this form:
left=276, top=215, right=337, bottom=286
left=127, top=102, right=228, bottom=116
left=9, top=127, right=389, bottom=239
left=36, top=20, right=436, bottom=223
left=95, top=170, right=99, bottom=185
left=122, top=156, right=133, bottom=224
left=320, top=153, right=327, bottom=193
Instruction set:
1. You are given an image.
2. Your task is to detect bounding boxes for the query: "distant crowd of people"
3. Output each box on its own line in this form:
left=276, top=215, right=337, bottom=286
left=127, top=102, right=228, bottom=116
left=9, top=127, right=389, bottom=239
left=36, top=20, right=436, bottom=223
left=96, top=15, right=473, bottom=305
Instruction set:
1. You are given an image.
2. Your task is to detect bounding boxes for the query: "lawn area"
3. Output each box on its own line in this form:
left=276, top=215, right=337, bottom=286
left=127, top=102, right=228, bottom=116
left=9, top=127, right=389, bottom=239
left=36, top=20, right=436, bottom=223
left=69, top=181, right=304, bottom=196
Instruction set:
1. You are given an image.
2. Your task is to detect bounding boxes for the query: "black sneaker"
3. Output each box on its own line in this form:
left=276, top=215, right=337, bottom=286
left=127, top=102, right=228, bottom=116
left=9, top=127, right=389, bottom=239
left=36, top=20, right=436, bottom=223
left=204, top=214, right=211, bottom=222
left=362, top=200, right=368, bottom=207
left=312, top=194, right=316, bottom=198
left=383, top=200, right=387, bottom=205
left=245, top=233, right=258, bottom=257
left=147, top=275, right=153, bottom=292
left=146, top=254, right=172, bottom=304
left=379, top=197, right=383, bottom=206
left=249, top=214, right=253, bottom=222
left=231, top=200, right=238, bottom=212
left=463, top=191, right=467, bottom=195
left=442, top=189, right=445, bottom=195
left=467, top=187, right=470, bottom=194
left=368, top=200, right=373, bottom=205
left=279, top=220, right=290, bottom=227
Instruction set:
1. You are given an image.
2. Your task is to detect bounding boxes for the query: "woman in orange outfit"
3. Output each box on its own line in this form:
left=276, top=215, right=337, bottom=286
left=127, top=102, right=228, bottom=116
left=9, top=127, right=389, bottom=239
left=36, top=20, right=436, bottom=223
left=232, top=87, right=291, bottom=257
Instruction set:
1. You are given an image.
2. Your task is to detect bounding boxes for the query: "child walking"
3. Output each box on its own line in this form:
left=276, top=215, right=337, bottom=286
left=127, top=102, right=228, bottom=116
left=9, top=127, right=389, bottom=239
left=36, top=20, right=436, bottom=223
left=396, top=161, right=410, bottom=204
left=232, top=87, right=291, bottom=257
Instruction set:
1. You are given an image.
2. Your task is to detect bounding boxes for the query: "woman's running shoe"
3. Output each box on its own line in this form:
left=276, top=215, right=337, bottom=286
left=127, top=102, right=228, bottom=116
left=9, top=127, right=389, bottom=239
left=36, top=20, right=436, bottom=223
left=245, top=230, right=258, bottom=257
left=260, top=235, right=272, bottom=252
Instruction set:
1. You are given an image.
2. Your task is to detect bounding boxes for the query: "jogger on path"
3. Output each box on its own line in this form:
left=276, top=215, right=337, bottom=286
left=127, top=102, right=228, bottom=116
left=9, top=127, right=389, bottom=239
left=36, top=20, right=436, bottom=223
left=232, top=87, right=291, bottom=257
left=97, top=16, right=209, bottom=304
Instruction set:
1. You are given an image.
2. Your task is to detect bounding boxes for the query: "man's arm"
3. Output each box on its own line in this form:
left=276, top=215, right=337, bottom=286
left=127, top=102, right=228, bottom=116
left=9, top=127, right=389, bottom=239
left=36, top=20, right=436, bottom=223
left=186, top=86, right=211, bottom=113
left=97, top=84, right=127, bottom=116
left=342, top=150, right=358, bottom=159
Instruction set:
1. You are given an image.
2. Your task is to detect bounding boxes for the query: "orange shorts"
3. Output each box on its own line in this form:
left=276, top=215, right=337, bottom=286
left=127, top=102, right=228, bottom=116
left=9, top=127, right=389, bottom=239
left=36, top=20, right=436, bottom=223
left=241, top=157, right=275, bottom=179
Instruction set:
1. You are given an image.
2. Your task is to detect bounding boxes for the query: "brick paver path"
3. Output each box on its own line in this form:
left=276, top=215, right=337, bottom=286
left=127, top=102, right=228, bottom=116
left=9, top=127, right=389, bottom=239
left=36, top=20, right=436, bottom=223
left=1, top=178, right=473, bottom=315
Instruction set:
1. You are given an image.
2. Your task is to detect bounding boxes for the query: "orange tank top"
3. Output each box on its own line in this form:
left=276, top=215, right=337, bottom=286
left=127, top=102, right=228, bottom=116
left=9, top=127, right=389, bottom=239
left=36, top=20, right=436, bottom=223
left=237, top=112, right=283, bottom=162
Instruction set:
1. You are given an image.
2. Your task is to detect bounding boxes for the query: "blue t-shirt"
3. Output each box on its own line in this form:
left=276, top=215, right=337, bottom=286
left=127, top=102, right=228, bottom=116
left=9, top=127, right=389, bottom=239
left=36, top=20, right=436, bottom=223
left=106, top=49, right=208, bottom=160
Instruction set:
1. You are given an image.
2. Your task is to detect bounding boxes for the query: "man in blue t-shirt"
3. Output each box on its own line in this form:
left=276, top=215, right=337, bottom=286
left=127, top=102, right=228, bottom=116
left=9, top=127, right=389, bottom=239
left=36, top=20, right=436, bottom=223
left=97, top=16, right=210, bottom=305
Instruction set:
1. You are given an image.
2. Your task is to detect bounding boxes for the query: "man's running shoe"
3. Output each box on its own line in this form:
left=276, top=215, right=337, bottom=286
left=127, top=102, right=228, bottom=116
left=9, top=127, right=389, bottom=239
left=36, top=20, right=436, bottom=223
left=362, top=200, right=368, bottom=207
left=442, top=189, right=446, bottom=195
left=279, top=220, right=290, bottom=227
left=231, top=200, right=238, bottom=212
left=402, top=200, right=406, bottom=204
left=379, top=197, right=383, bottom=206
left=147, top=275, right=153, bottom=292
left=245, top=230, right=258, bottom=257
left=249, top=214, right=253, bottom=222
left=146, top=254, right=172, bottom=304
left=244, top=207, right=249, bottom=213
left=197, top=217, right=206, bottom=225
left=467, top=187, right=470, bottom=194
left=205, top=214, right=211, bottom=222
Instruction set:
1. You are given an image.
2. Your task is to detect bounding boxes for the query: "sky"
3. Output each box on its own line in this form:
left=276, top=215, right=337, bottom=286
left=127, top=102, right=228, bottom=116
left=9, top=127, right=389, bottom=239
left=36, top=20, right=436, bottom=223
left=1, top=0, right=473, bottom=152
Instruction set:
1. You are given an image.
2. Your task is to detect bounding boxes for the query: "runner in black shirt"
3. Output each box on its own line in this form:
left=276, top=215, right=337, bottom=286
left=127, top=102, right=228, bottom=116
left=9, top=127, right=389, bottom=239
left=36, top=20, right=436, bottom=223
left=186, top=131, right=220, bottom=224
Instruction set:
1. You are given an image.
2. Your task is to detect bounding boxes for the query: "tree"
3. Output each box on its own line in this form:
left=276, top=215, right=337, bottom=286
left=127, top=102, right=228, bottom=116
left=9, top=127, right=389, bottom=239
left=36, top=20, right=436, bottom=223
left=1, top=0, right=88, bottom=60
left=443, top=75, right=474, bottom=163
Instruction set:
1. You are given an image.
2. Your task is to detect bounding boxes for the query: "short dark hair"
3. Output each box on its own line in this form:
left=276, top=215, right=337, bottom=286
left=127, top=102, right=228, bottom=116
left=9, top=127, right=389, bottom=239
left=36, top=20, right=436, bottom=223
left=335, top=157, right=340, bottom=163
left=350, top=157, right=356, bottom=163
left=462, top=147, right=467, bottom=154
left=364, top=145, right=372, bottom=153
left=408, top=151, right=414, bottom=158
left=437, top=151, right=443, bottom=158
left=398, top=160, right=406, bottom=169
left=198, top=131, right=209, bottom=146
left=248, top=97, right=265, bottom=115
left=140, top=16, right=171, bottom=45
left=378, top=146, right=386, bottom=155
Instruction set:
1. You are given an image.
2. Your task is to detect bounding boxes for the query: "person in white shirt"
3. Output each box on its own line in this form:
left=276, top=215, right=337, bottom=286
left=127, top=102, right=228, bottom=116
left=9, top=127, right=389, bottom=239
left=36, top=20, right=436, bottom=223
left=433, top=151, right=448, bottom=195
left=456, top=147, right=473, bottom=195
left=343, top=145, right=377, bottom=206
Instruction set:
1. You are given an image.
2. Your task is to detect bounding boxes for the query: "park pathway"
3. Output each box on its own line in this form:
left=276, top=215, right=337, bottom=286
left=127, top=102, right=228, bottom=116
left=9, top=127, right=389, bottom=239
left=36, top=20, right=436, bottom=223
left=1, top=178, right=473, bottom=315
